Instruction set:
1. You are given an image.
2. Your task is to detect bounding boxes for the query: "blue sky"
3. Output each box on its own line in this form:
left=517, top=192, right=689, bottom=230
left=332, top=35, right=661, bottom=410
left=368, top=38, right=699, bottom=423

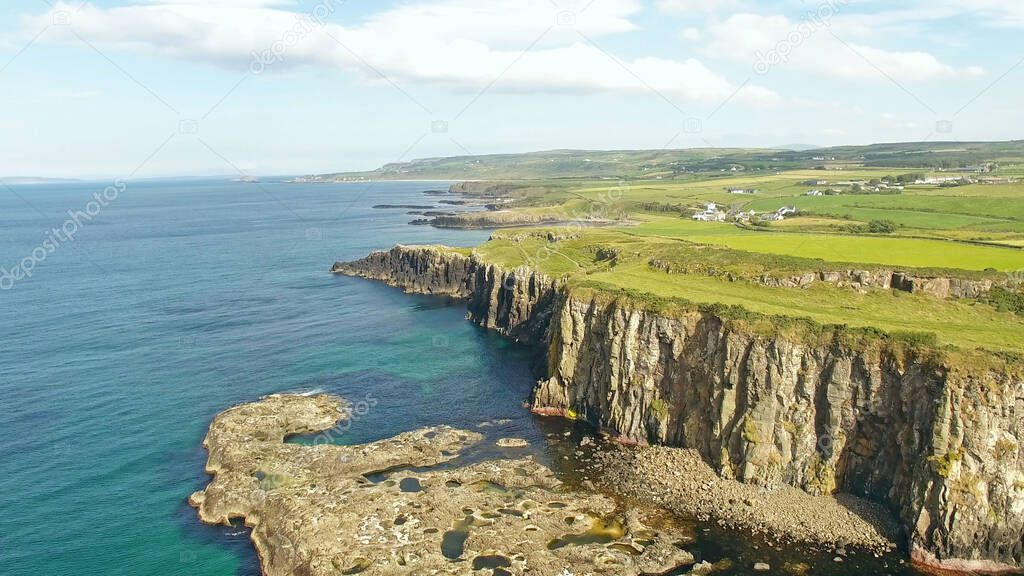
left=0, top=0, right=1021, bottom=178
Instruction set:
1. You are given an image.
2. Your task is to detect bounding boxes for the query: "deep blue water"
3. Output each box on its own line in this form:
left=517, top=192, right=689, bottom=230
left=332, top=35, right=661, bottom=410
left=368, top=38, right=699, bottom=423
left=0, top=179, right=555, bottom=576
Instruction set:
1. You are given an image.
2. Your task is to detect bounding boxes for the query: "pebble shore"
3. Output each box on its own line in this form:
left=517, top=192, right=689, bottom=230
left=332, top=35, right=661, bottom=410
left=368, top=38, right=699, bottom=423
left=589, top=442, right=901, bottom=557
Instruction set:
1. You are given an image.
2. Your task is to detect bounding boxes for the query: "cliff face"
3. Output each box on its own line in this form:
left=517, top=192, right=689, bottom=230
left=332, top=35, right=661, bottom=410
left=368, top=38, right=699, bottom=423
left=331, top=245, right=475, bottom=297
left=465, top=262, right=558, bottom=343
left=333, top=245, right=1024, bottom=573
left=535, top=294, right=1024, bottom=573
left=334, top=245, right=557, bottom=343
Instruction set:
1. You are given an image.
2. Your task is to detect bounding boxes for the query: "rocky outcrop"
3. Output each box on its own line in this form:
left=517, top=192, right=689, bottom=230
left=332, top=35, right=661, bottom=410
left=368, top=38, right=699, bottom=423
left=334, top=245, right=1024, bottom=573
left=334, top=245, right=558, bottom=344
left=890, top=272, right=995, bottom=299
left=332, top=245, right=475, bottom=297
left=650, top=259, right=995, bottom=299
left=592, top=443, right=900, bottom=554
left=190, top=394, right=697, bottom=576
left=428, top=211, right=618, bottom=229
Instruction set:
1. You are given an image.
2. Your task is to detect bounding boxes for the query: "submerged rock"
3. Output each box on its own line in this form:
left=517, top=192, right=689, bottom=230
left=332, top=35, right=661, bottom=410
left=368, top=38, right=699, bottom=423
left=495, top=437, right=530, bottom=448
left=191, top=394, right=696, bottom=576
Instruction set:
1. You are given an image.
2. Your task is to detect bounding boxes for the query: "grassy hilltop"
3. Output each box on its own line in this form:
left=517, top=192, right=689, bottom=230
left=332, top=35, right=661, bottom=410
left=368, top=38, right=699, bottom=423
left=329, top=141, right=1024, bottom=355
left=305, top=140, right=1024, bottom=181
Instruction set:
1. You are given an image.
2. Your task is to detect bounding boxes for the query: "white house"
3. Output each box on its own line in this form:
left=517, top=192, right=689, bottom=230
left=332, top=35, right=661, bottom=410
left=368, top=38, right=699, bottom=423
left=762, top=206, right=797, bottom=222
left=692, top=202, right=726, bottom=222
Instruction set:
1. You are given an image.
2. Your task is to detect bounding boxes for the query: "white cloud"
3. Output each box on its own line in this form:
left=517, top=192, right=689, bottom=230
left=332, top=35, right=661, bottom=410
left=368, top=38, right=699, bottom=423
left=657, top=0, right=747, bottom=15
left=705, top=13, right=982, bottom=81
left=135, top=0, right=296, bottom=5
left=47, top=89, right=103, bottom=99
left=681, top=26, right=701, bottom=41
left=27, top=0, right=776, bottom=105
left=930, top=0, right=1024, bottom=27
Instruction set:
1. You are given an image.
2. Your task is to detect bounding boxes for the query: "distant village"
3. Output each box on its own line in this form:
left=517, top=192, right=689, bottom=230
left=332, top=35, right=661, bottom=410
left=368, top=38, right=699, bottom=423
left=692, top=202, right=796, bottom=223
left=691, top=170, right=1020, bottom=224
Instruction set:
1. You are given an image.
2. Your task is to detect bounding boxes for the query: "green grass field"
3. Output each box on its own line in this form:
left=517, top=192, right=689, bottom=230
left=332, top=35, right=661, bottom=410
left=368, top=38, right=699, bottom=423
left=626, top=217, right=1024, bottom=271
left=473, top=228, right=1024, bottom=352
left=406, top=144, right=1024, bottom=355
left=587, top=264, right=1024, bottom=352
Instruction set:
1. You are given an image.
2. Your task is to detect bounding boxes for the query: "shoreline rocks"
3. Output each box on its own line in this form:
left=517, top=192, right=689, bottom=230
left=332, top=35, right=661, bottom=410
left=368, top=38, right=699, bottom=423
left=190, top=394, right=700, bottom=576
left=591, top=444, right=899, bottom=555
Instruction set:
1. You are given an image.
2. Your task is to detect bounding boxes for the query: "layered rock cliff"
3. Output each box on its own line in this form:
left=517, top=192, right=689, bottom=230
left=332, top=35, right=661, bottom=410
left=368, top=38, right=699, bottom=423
left=336, top=245, right=557, bottom=343
left=536, top=293, right=1024, bottom=573
left=331, top=245, right=475, bottom=297
left=649, top=258, right=996, bottom=299
left=333, top=245, right=1024, bottom=574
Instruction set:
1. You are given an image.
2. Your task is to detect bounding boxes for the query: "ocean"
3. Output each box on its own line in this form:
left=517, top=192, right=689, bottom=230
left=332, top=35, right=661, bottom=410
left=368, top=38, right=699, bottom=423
left=0, top=178, right=915, bottom=575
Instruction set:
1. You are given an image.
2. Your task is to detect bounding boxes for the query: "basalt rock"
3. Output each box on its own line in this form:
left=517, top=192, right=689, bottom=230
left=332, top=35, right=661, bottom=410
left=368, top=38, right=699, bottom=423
left=332, top=245, right=475, bottom=297
left=190, top=394, right=697, bottom=576
left=334, top=246, right=557, bottom=343
left=334, top=245, right=1024, bottom=573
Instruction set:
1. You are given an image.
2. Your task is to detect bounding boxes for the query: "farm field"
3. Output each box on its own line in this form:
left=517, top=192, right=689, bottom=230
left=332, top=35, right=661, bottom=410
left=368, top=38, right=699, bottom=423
left=625, top=217, right=1024, bottom=271
left=485, top=167, right=1024, bottom=257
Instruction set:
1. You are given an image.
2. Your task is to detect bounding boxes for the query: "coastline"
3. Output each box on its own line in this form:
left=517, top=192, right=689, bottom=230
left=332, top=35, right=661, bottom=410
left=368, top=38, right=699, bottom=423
left=331, top=244, right=1024, bottom=575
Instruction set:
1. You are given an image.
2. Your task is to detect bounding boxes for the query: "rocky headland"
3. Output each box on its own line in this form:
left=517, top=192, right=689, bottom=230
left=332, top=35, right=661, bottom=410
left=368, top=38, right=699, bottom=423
left=190, top=394, right=700, bottom=576
left=334, top=245, right=1024, bottom=574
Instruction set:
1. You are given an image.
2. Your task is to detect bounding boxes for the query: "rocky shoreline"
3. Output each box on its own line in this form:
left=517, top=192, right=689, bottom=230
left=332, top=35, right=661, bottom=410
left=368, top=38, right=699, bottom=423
left=190, top=394, right=704, bottom=576
left=333, top=244, right=1024, bottom=575
left=591, top=444, right=899, bottom=555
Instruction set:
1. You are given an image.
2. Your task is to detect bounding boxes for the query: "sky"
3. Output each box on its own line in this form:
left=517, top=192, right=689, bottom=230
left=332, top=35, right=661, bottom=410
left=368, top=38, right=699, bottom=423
left=0, top=0, right=1021, bottom=178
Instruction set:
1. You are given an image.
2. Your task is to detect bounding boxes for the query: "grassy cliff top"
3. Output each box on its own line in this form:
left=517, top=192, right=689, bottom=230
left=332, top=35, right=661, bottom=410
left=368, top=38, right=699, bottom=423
left=473, top=228, right=1024, bottom=354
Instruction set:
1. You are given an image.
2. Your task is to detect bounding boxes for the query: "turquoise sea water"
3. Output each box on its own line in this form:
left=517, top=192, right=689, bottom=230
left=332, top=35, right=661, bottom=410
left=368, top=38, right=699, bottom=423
left=0, top=179, right=547, bottom=575
left=0, top=179, right=918, bottom=575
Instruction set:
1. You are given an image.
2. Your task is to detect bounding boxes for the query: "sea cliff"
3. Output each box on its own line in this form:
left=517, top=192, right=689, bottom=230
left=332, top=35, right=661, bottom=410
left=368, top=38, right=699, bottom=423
left=333, top=245, right=1024, bottom=574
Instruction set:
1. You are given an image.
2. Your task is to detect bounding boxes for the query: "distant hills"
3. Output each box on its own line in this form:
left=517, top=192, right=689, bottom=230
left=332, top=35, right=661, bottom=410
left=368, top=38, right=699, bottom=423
left=298, top=140, right=1024, bottom=182
left=0, top=176, right=80, bottom=185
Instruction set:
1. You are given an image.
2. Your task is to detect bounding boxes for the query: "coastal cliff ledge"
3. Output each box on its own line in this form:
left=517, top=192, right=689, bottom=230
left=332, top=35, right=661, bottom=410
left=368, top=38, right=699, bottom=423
left=334, top=244, right=1024, bottom=574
